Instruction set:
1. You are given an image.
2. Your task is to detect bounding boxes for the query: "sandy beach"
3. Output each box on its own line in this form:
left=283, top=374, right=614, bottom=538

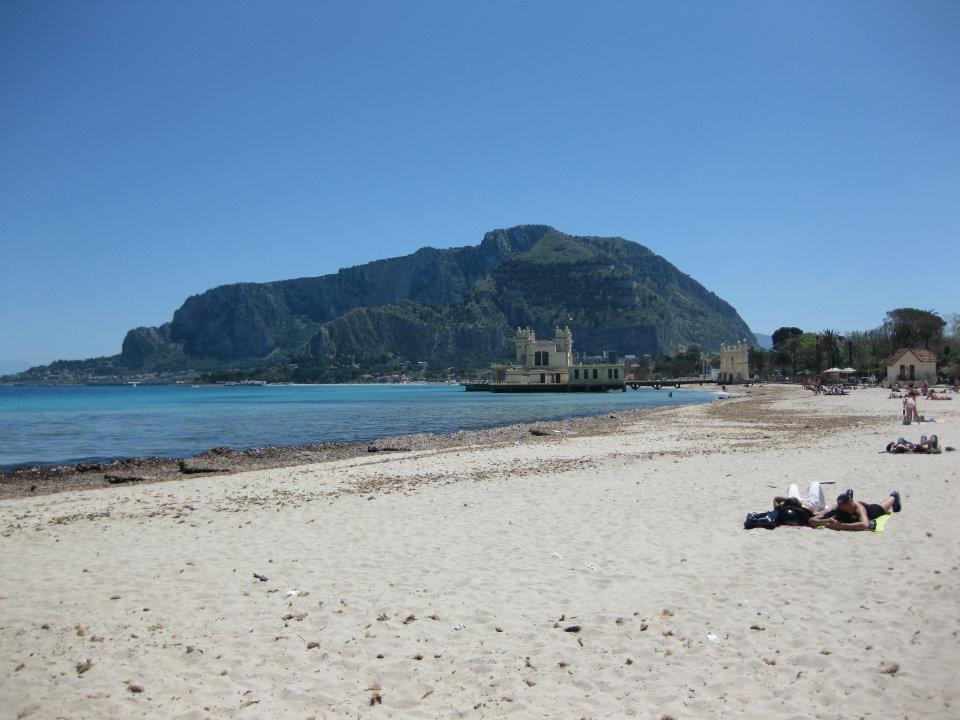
left=2, top=385, right=958, bottom=719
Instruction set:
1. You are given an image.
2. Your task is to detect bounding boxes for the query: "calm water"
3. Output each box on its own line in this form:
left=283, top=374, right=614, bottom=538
left=0, top=384, right=719, bottom=468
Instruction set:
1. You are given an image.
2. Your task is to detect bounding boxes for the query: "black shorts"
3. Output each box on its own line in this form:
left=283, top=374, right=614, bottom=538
left=824, top=503, right=886, bottom=523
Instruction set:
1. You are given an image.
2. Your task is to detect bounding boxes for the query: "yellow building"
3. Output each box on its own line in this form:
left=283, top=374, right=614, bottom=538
left=718, top=340, right=750, bottom=382
left=467, top=327, right=624, bottom=392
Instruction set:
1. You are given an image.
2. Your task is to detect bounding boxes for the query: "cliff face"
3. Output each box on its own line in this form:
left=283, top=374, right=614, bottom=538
left=123, top=225, right=550, bottom=364
left=113, top=225, right=754, bottom=371
left=311, top=302, right=512, bottom=371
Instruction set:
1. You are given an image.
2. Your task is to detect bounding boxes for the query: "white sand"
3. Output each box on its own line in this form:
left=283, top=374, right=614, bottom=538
left=2, top=386, right=958, bottom=719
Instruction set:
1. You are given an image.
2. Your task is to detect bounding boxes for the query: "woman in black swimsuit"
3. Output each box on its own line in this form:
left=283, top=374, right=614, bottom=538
left=810, top=489, right=902, bottom=531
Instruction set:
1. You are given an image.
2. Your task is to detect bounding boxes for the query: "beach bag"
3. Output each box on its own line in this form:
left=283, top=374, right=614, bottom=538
left=743, top=501, right=812, bottom=530
left=744, top=510, right=778, bottom=530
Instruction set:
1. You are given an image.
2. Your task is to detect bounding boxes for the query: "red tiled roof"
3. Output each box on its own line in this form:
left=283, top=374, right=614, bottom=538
left=885, top=348, right=938, bottom=366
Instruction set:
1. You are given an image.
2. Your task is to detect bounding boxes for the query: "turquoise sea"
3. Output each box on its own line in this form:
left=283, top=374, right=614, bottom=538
left=0, top=384, right=719, bottom=469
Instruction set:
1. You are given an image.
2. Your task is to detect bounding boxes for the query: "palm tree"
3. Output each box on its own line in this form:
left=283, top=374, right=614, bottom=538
left=818, top=329, right=842, bottom=368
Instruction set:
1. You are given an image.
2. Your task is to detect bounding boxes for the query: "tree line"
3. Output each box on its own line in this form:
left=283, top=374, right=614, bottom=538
left=752, top=308, right=959, bottom=379
left=642, top=308, right=959, bottom=381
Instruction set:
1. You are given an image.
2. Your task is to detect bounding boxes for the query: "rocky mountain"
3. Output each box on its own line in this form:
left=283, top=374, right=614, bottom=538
left=15, top=226, right=756, bottom=379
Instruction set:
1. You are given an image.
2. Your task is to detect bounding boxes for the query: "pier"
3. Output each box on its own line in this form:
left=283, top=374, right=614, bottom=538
left=626, top=378, right=720, bottom=390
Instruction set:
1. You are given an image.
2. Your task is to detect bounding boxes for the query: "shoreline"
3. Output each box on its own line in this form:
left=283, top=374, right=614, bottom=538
left=0, top=390, right=733, bottom=500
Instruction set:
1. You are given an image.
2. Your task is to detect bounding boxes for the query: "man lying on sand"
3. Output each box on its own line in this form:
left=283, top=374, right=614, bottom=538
left=775, top=481, right=825, bottom=514
left=885, top=435, right=940, bottom=453
left=809, top=489, right=901, bottom=532
left=743, top=482, right=825, bottom=529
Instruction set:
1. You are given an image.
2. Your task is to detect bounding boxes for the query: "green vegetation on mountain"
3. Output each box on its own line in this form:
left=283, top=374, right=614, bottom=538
left=11, top=225, right=757, bottom=382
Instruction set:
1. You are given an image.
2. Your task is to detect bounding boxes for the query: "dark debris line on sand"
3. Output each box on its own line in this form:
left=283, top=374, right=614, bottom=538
left=1, top=389, right=834, bottom=502
left=0, top=399, right=706, bottom=500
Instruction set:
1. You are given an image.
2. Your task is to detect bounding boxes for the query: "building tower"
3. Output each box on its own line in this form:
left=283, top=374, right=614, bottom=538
left=554, top=327, right=573, bottom=367
left=515, top=327, right=535, bottom=365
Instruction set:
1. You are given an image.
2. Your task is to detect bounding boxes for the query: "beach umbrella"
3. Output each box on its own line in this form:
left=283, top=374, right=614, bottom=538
left=841, top=367, right=856, bottom=374
left=821, top=367, right=842, bottom=374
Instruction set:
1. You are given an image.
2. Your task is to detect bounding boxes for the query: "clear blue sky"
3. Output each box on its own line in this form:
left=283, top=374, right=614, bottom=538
left=1, top=1, right=957, bottom=371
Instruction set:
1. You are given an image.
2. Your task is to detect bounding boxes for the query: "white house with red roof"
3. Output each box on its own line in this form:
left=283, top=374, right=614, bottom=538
left=885, top=348, right=937, bottom=385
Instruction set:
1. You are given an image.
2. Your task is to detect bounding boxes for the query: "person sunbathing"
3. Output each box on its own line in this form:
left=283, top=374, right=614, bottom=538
left=927, top=392, right=952, bottom=400
left=885, top=438, right=915, bottom=453
left=885, top=435, right=939, bottom=453
left=810, top=489, right=901, bottom=531
left=743, top=482, right=825, bottom=529
left=774, top=481, right=825, bottom=514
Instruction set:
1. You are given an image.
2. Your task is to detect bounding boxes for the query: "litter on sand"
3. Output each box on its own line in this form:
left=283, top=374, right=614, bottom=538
left=706, top=633, right=721, bottom=644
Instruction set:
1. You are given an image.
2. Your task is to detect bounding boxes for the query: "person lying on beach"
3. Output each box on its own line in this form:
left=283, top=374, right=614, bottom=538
left=809, top=489, right=901, bottom=532
left=743, top=482, right=825, bottom=530
left=885, top=438, right=915, bottom=453
left=886, top=435, right=940, bottom=453
left=927, top=392, right=952, bottom=400
left=775, top=482, right=825, bottom=514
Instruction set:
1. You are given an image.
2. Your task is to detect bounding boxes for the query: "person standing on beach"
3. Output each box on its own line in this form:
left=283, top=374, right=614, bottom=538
left=903, top=392, right=920, bottom=423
